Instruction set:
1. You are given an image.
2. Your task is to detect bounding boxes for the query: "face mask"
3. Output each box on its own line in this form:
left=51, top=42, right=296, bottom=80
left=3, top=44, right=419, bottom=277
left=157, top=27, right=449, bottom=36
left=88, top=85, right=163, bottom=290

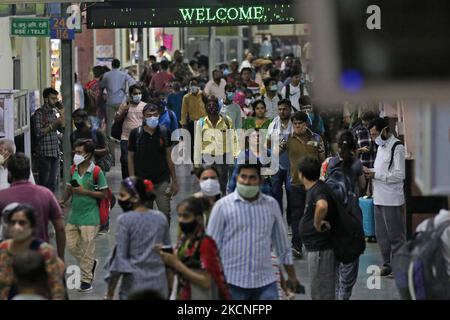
left=236, top=182, right=260, bottom=199
left=179, top=220, right=198, bottom=235
left=270, top=85, right=278, bottom=92
left=200, top=179, right=221, bottom=197
left=10, top=227, right=32, bottom=242
left=191, top=86, right=199, bottom=94
left=73, top=154, right=86, bottom=166
left=132, top=94, right=142, bottom=104
left=226, top=92, right=235, bottom=101
left=118, top=199, right=134, bottom=212
left=145, top=116, right=159, bottom=129
left=245, top=98, right=252, bottom=106
left=374, top=127, right=388, bottom=146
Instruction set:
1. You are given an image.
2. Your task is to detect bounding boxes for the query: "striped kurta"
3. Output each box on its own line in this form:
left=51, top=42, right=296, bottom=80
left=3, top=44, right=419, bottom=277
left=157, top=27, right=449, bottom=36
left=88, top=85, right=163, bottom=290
left=206, top=191, right=293, bottom=289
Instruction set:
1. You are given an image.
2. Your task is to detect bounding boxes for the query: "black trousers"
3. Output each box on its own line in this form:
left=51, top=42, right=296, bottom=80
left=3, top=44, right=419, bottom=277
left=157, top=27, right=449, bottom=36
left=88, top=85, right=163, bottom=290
left=290, top=185, right=307, bottom=249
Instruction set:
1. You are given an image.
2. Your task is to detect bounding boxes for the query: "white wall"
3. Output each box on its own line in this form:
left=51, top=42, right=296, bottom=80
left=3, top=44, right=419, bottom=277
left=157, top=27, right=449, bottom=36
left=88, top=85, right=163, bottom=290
left=0, top=17, right=14, bottom=89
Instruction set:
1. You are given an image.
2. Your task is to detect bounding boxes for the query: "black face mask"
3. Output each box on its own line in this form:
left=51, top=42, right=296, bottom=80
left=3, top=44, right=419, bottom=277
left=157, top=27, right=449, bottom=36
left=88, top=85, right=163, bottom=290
left=118, top=199, right=134, bottom=212
left=179, top=220, right=198, bottom=235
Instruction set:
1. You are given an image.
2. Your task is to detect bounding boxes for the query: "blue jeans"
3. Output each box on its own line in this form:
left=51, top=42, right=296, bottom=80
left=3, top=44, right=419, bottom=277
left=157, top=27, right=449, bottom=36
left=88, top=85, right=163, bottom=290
left=37, top=156, right=59, bottom=193
left=228, top=282, right=279, bottom=300
left=271, top=168, right=291, bottom=225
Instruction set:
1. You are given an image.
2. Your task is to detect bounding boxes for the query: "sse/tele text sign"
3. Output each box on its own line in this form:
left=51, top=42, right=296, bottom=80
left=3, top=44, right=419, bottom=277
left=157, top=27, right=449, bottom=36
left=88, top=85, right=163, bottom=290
left=87, top=3, right=301, bottom=28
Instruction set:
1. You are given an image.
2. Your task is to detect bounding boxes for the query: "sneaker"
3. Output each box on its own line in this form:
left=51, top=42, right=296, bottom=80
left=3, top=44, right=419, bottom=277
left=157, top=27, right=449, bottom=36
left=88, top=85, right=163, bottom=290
left=292, top=247, right=303, bottom=259
left=78, top=282, right=93, bottom=292
left=97, top=228, right=109, bottom=236
left=288, top=226, right=293, bottom=236
left=92, top=259, right=98, bottom=282
left=379, top=266, right=392, bottom=277
left=366, top=236, right=377, bottom=243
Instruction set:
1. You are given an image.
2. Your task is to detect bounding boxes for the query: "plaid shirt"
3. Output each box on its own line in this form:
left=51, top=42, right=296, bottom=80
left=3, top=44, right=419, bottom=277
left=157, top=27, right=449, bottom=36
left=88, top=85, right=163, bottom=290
left=34, top=105, right=60, bottom=158
left=353, top=125, right=377, bottom=168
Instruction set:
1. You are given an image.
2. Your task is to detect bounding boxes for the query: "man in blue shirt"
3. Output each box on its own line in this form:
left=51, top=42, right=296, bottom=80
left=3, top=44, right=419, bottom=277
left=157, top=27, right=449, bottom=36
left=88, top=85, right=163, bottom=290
left=100, top=59, right=136, bottom=138
left=166, top=81, right=186, bottom=123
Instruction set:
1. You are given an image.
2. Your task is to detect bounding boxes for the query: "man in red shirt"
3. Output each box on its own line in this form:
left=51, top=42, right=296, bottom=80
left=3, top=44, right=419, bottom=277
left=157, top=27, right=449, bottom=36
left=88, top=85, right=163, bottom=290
left=149, top=60, right=174, bottom=94
left=0, top=153, right=65, bottom=261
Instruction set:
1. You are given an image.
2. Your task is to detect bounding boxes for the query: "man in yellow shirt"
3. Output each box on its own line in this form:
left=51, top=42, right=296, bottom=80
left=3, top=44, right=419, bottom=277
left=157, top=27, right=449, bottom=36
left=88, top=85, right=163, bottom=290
left=194, top=95, right=235, bottom=194
left=181, top=78, right=206, bottom=162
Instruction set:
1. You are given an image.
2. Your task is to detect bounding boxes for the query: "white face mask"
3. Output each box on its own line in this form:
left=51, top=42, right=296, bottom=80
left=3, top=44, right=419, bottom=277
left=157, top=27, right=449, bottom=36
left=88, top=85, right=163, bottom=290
left=200, top=179, right=221, bottom=197
left=374, top=127, right=388, bottom=146
left=245, top=98, right=252, bottom=106
left=73, top=154, right=86, bottom=166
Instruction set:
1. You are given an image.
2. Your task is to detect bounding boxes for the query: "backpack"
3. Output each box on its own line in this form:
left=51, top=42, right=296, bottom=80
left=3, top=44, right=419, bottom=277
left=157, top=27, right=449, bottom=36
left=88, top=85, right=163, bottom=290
left=393, top=217, right=450, bottom=300
left=70, top=164, right=115, bottom=226
left=389, top=141, right=403, bottom=170
left=325, top=158, right=366, bottom=263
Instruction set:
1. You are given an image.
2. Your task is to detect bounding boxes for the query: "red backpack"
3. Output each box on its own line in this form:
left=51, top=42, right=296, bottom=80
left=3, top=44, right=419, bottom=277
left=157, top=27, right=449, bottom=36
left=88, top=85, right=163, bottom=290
left=70, top=165, right=115, bottom=226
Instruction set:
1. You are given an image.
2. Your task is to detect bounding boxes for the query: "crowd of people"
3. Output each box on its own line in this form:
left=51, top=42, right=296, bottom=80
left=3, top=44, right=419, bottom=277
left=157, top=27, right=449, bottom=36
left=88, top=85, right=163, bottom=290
left=0, top=45, right=448, bottom=301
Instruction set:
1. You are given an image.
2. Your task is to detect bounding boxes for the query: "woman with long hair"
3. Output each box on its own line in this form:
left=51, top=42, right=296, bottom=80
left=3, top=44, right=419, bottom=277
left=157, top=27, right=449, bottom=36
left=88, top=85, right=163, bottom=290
left=157, top=196, right=231, bottom=300
left=104, top=177, right=172, bottom=300
left=0, top=204, right=65, bottom=300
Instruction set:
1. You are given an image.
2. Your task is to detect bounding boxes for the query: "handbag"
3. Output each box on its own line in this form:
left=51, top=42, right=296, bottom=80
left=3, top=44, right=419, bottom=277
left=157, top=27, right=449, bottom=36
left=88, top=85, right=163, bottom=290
left=111, top=109, right=128, bottom=140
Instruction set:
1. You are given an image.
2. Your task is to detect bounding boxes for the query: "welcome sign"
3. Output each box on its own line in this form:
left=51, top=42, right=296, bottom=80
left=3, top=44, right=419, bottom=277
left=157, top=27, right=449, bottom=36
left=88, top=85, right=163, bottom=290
left=87, top=2, right=301, bottom=28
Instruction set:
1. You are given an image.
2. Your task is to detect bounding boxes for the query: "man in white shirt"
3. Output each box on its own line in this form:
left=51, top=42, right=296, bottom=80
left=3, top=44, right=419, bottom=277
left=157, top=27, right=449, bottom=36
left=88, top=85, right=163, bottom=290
left=204, top=69, right=226, bottom=101
left=281, top=67, right=302, bottom=112
left=263, top=77, right=281, bottom=119
left=363, top=117, right=406, bottom=277
left=0, top=139, right=35, bottom=190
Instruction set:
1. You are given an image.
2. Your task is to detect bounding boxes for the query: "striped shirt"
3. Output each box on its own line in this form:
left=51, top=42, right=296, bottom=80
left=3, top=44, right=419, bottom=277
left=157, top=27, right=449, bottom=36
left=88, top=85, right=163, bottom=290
left=206, top=190, right=293, bottom=289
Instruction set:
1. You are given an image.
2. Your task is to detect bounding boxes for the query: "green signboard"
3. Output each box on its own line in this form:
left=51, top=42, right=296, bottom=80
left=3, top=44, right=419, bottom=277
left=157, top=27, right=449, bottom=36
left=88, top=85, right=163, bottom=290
left=10, top=17, right=50, bottom=37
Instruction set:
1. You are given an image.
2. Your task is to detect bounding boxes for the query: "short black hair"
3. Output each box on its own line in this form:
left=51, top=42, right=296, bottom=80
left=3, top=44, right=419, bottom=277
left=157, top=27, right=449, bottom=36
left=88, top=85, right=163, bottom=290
left=240, top=67, right=252, bottom=75
left=73, top=139, right=96, bottom=155
left=129, top=84, right=142, bottom=96
left=263, top=77, right=276, bottom=88
left=368, top=117, right=389, bottom=133
left=7, top=153, right=30, bottom=181
left=6, top=204, right=37, bottom=229
left=148, top=55, right=157, bottom=62
left=269, top=68, right=280, bottom=78
left=298, top=157, right=321, bottom=181
left=160, top=60, right=169, bottom=70
left=92, top=66, right=103, bottom=78
left=112, top=59, right=121, bottom=69
left=278, top=99, right=292, bottom=108
left=72, top=108, right=89, bottom=120
left=361, top=111, right=377, bottom=122
left=189, top=77, right=200, bottom=85
left=237, top=163, right=262, bottom=178
left=42, top=88, right=58, bottom=99
left=203, top=94, right=218, bottom=107
left=12, top=251, right=48, bottom=290
left=299, top=95, right=312, bottom=106
left=291, top=111, right=309, bottom=123
left=291, top=66, right=302, bottom=77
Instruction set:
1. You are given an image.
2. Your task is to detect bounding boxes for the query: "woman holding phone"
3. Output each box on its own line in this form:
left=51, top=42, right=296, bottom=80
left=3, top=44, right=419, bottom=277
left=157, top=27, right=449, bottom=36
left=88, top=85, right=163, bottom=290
left=104, top=177, right=172, bottom=300
left=157, top=197, right=231, bottom=300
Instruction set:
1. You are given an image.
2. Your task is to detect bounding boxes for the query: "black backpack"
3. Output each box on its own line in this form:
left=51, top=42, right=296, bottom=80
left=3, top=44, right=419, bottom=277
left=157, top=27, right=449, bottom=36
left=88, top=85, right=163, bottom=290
left=393, top=217, right=450, bottom=300
left=325, top=159, right=366, bottom=263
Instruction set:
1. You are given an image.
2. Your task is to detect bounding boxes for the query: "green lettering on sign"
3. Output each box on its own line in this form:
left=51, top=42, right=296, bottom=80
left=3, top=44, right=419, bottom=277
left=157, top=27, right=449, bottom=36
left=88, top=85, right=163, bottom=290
left=178, top=6, right=267, bottom=24
left=10, top=17, right=49, bottom=37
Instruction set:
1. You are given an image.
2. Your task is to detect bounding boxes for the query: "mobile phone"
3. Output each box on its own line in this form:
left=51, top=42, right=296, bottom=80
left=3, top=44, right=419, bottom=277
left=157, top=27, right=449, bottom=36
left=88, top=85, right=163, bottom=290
left=161, top=245, right=174, bottom=254
left=70, top=179, right=80, bottom=188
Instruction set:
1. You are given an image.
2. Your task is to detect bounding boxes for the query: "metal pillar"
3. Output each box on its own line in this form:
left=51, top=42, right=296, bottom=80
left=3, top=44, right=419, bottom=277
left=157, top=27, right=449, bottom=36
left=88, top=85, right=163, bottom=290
left=60, top=2, right=74, bottom=186
left=208, top=26, right=216, bottom=77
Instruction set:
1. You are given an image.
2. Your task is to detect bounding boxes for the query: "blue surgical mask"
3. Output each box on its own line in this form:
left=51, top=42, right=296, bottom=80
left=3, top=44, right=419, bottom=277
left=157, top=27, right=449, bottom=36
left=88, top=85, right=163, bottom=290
left=145, top=116, right=159, bottom=128
left=226, top=92, right=235, bottom=101
left=270, top=85, right=278, bottom=92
